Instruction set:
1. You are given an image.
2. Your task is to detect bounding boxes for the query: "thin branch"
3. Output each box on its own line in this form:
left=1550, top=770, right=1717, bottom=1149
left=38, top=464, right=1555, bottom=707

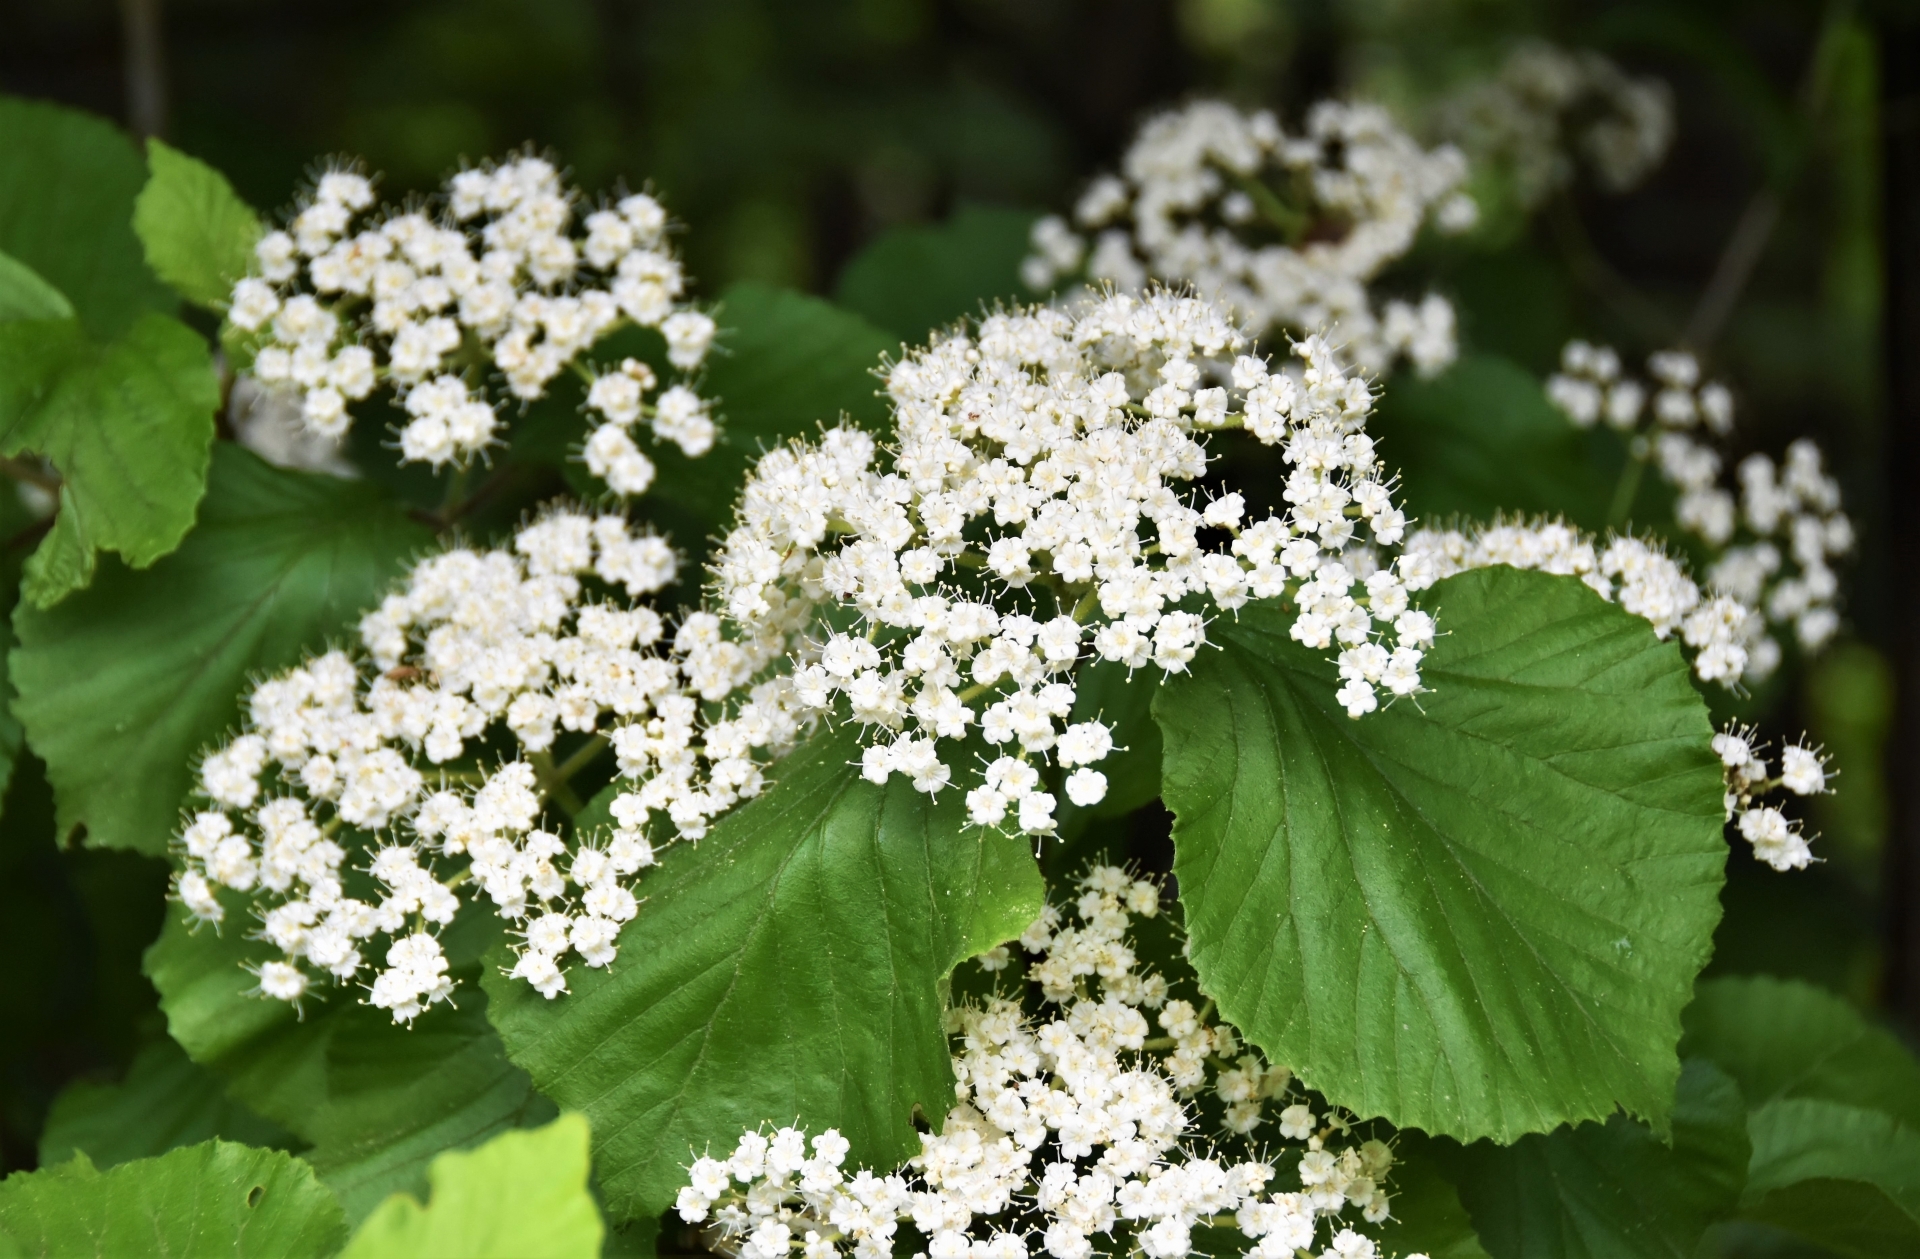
left=552, top=734, right=610, bottom=787
left=0, top=455, right=61, bottom=495
left=1686, top=3, right=1854, bottom=352
left=119, top=0, right=168, bottom=139
left=1545, top=198, right=1678, bottom=345
left=1682, top=191, right=1782, bottom=351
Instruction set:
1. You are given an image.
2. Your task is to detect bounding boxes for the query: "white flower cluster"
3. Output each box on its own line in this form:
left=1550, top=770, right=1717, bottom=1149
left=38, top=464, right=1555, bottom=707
left=226, top=157, right=717, bottom=486
left=1713, top=725, right=1830, bottom=872
left=1438, top=41, right=1675, bottom=207
left=1400, top=517, right=1765, bottom=686
left=1022, top=100, right=1476, bottom=377
left=1547, top=341, right=1852, bottom=671
left=675, top=868, right=1418, bottom=1259
left=172, top=509, right=812, bottom=1020
left=708, top=292, right=1433, bottom=835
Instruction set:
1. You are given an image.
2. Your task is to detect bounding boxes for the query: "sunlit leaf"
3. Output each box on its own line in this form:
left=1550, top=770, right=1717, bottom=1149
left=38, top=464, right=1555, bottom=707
left=134, top=139, right=263, bottom=309
left=0, top=1140, right=346, bottom=1257
left=338, top=1113, right=602, bottom=1259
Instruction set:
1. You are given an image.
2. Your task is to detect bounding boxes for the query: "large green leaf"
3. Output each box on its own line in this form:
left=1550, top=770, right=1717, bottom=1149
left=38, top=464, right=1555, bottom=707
left=0, top=95, right=175, bottom=337
left=147, top=902, right=555, bottom=1224
left=646, top=282, right=894, bottom=556
left=1446, top=1059, right=1750, bottom=1259
left=834, top=204, right=1036, bottom=345
left=338, top=1113, right=602, bottom=1259
left=1368, top=354, right=1617, bottom=532
left=1158, top=567, right=1726, bottom=1141
left=1739, top=1098, right=1920, bottom=1258
left=1683, top=975, right=1920, bottom=1128
left=134, top=140, right=263, bottom=309
left=0, top=1140, right=347, bottom=1257
left=0, top=312, right=218, bottom=604
left=12, top=442, right=429, bottom=853
left=484, top=722, right=1046, bottom=1221
left=37, top=1036, right=294, bottom=1171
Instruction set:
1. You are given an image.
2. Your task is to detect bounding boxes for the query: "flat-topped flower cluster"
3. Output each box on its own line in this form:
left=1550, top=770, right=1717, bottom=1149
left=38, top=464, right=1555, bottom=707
left=173, top=509, right=813, bottom=1018
left=708, top=291, right=1433, bottom=833
left=676, top=868, right=1417, bottom=1259
left=227, top=155, right=716, bottom=487
left=1022, top=100, right=1476, bottom=377
left=1547, top=341, right=1852, bottom=675
left=171, top=288, right=1434, bottom=1018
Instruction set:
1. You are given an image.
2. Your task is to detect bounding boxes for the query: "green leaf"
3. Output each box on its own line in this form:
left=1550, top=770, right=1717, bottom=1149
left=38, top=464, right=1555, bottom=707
left=300, top=998, right=560, bottom=1224
left=1446, top=1059, right=1750, bottom=1259
left=0, top=312, right=218, bottom=599
left=647, top=282, right=894, bottom=557
left=37, top=1035, right=295, bottom=1171
left=1677, top=978, right=1920, bottom=1256
left=484, top=723, right=1046, bottom=1221
left=0, top=318, right=87, bottom=437
left=338, top=1113, right=602, bottom=1259
left=1740, top=1098, right=1920, bottom=1258
left=1683, top=975, right=1920, bottom=1128
left=0, top=1140, right=348, bottom=1258
left=1368, top=354, right=1617, bottom=531
left=0, top=626, right=24, bottom=812
left=146, top=900, right=558, bottom=1224
left=134, top=140, right=263, bottom=309
left=0, top=95, right=175, bottom=337
left=144, top=902, right=328, bottom=1121
left=11, top=443, right=430, bottom=853
left=834, top=204, right=1036, bottom=345
left=1158, top=566, right=1726, bottom=1142
left=21, top=486, right=97, bottom=608
left=0, top=250, right=73, bottom=322
left=146, top=901, right=555, bottom=1221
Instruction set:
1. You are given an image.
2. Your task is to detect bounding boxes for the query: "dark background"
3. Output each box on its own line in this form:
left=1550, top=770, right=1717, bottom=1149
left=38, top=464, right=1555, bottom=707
left=1, top=0, right=1914, bottom=1173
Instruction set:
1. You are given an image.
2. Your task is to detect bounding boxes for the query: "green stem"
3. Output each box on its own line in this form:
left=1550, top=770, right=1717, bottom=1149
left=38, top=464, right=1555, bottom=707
left=553, top=733, right=610, bottom=785
left=437, top=463, right=471, bottom=519
left=1232, top=172, right=1310, bottom=243
left=529, top=737, right=605, bottom=818
left=1605, top=444, right=1650, bottom=530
